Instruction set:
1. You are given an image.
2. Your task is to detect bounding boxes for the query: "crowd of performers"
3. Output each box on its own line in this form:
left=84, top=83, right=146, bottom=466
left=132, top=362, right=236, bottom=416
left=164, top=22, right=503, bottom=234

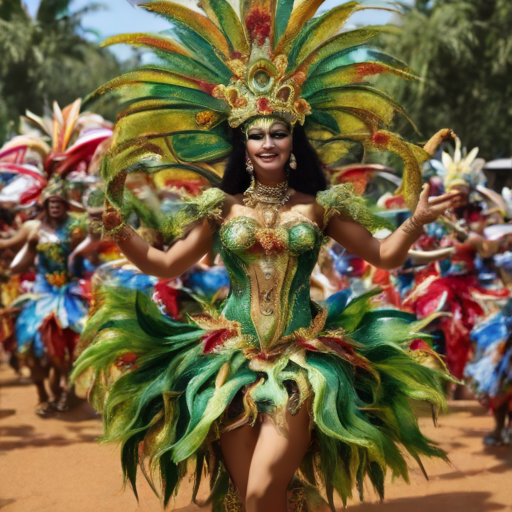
left=4, top=0, right=512, bottom=508
left=0, top=100, right=511, bottom=450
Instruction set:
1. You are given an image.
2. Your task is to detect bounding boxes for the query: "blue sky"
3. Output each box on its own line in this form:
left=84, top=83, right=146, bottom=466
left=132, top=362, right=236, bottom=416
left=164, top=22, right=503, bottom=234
left=24, top=0, right=413, bottom=60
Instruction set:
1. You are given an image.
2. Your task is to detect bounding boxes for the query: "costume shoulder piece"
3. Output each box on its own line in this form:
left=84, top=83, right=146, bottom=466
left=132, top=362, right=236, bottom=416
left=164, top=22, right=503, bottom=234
left=162, top=187, right=225, bottom=241
left=317, top=183, right=393, bottom=233
left=123, top=186, right=226, bottom=243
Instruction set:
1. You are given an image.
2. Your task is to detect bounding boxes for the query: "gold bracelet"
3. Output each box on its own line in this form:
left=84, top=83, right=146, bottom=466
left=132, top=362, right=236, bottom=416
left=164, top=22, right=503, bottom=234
left=102, top=222, right=134, bottom=243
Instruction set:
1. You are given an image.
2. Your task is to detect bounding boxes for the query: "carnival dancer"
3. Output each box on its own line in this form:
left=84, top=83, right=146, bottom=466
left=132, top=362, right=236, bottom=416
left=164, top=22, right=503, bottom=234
left=403, top=138, right=509, bottom=382
left=465, top=299, right=512, bottom=446
left=0, top=100, right=112, bottom=415
left=464, top=222, right=512, bottom=446
left=10, top=180, right=89, bottom=415
left=73, top=1, right=460, bottom=510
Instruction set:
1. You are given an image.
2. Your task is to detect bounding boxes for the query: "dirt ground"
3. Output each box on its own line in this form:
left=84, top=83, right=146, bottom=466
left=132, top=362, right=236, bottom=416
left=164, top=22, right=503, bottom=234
left=1, top=362, right=511, bottom=512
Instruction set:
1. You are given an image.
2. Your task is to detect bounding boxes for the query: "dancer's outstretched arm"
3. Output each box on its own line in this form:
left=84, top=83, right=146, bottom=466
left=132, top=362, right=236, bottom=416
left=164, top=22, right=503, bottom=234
left=326, top=184, right=460, bottom=270
left=105, top=213, right=214, bottom=279
left=0, top=220, right=40, bottom=251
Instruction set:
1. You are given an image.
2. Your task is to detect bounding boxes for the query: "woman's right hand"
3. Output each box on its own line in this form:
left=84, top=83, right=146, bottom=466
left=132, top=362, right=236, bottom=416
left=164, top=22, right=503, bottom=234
left=102, top=207, right=124, bottom=233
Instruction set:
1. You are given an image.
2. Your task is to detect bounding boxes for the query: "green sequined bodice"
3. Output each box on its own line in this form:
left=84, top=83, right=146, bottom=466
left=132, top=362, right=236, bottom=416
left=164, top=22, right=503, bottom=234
left=219, top=213, right=324, bottom=352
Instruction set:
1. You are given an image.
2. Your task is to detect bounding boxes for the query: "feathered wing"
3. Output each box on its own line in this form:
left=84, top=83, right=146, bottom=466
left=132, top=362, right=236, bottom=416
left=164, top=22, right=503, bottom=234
left=92, top=0, right=428, bottom=227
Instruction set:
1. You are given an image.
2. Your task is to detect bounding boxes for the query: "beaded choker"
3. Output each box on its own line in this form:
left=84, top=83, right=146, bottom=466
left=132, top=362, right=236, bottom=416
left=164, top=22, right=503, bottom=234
left=243, top=179, right=290, bottom=208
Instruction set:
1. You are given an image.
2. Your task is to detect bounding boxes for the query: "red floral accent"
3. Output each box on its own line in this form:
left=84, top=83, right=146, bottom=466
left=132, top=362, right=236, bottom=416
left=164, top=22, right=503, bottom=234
left=192, top=79, right=217, bottom=95
left=116, top=353, right=138, bottom=369
left=372, top=268, right=391, bottom=286
left=384, top=194, right=406, bottom=209
left=410, top=339, right=430, bottom=351
left=372, top=132, right=390, bottom=146
left=296, top=338, right=318, bottom=351
left=318, top=336, right=370, bottom=370
left=231, top=51, right=243, bottom=59
left=416, top=234, right=439, bottom=251
left=338, top=169, right=370, bottom=195
left=245, top=9, right=271, bottom=46
left=257, top=97, right=273, bottom=114
left=356, top=63, right=386, bottom=79
left=255, top=229, right=286, bottom=254
left=202, top=328, right=236, bottom=353
left=293, top=98, right=311, bottom=115
left=154, top=280, right=181, bottom=319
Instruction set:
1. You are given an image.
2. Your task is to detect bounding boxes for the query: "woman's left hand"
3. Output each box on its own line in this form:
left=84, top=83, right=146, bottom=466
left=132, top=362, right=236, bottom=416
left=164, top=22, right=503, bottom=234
left=412, top=183, right=461, bottom=226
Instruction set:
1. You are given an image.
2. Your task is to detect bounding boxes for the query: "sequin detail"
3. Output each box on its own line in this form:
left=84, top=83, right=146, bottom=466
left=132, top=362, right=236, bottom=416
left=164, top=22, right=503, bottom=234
left=220, top=216, right=321, bottom=256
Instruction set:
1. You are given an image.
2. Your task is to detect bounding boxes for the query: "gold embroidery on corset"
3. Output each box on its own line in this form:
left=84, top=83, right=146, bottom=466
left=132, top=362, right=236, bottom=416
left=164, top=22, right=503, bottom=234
left=233, top=182, right=319, bottom=352
left=260, top=287, right=274, bottom=316
left=249, top=249, right=299, bottom=352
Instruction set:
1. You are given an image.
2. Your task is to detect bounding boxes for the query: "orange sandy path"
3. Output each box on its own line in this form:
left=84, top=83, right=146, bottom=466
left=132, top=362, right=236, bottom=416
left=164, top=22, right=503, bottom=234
left=1, top=363, right=511, bottom=512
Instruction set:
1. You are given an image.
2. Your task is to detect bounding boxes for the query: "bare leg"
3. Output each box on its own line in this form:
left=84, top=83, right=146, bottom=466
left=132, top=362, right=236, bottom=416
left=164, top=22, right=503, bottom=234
left=48, top=365, right=63, bottom=402
left=484, top=403, right=508, bottom=446
left=245, top=405, right=311, bottom=512
left=220, top=422, right=261, bottom=503
left=34, top=380, right=49, bottom=404
left=29, top=359, right=54, bottom=417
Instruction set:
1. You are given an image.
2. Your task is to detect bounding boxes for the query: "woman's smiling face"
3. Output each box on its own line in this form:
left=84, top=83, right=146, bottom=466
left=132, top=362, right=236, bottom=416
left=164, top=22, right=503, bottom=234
left=245, top=118, right=292, bottom=181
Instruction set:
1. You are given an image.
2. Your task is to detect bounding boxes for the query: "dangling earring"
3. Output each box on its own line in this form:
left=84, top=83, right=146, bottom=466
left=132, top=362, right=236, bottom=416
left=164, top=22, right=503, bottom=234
left=246, top=156, right=254, bottom=175
left=289, top=152, right=297, bottom=170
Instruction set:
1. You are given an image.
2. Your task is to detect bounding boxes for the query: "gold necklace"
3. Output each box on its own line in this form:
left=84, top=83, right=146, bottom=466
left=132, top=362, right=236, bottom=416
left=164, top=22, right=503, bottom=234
left=243, top=179, right=290, bottom=208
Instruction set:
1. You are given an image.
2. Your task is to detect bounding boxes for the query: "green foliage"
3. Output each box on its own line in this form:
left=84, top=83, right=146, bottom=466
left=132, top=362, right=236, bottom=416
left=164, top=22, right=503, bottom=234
left=0, top=0, right=124, bottom=143
left=380, top=0, right=512, bottom=160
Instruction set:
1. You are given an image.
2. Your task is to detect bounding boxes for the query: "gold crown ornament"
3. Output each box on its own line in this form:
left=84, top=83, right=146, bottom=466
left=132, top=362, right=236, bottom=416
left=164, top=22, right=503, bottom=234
left=90, top=0, right=433, bottom=213
left=214, top=46, right=310, bottom=127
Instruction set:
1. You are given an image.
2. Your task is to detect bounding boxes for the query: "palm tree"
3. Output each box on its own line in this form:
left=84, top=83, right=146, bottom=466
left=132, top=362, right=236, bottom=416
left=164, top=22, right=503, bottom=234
left=380, top=0, right=512, bottom=160
left=0, top=0, right=121, bottom=143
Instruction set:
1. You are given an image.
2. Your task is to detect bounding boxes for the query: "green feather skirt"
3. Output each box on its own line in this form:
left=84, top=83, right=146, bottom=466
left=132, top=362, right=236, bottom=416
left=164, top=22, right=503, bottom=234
left=72, top=287, right=449, bottom=511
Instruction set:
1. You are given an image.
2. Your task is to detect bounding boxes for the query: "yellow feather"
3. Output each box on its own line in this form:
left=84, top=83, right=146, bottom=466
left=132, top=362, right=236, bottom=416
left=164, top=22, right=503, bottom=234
left=62, top=99, right=82, bottom=152
left=141, top=1, right=231, bottom=59
left=113, top=109, right=205, bottom=146
left=294, top=1, right=360, bottom=65
left=198, top=0, right=250, bottom=56
left=102, top=33, right=192, bottom=57
left=52, top=101, right=63, bottom=151
left=275, top=0, right=326, bottom=54
left=90, top=69, right=202, bottom=102
left=370, top=131, right=422, bottom=211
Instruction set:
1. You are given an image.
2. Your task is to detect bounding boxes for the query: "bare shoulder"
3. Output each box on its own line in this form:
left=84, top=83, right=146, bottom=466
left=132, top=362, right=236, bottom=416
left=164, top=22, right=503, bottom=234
left=288, top=191, right=325, bottom=226
left=221, top=192, right=244, bottom=219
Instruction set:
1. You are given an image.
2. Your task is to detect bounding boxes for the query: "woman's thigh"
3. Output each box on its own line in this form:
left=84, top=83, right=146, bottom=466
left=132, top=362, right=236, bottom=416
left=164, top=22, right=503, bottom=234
left=246, top=404, right=312, bottom=498
left=220, top=422, right=261, bottom=501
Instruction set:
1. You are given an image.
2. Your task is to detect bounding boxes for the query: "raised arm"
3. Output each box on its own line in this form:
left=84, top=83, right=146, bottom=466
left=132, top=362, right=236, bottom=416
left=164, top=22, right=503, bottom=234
left=0, top=220, right=39, bottom=251
left=106, top=215, right=215, bottom=279
left=102, top=187, right=227, bottom=279
left=326, top=184, right=460, bottom=270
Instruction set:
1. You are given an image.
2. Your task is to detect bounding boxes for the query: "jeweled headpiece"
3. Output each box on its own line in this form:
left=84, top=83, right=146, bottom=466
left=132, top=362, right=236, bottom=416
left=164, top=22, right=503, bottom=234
left=94, top=0, right=433, bottom=212
left=429, top=137, right=486, bottom=191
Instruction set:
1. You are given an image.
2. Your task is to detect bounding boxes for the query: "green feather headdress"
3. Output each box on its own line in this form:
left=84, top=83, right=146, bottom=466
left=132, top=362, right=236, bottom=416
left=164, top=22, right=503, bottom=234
left=90, top=0, right=430, bottom=213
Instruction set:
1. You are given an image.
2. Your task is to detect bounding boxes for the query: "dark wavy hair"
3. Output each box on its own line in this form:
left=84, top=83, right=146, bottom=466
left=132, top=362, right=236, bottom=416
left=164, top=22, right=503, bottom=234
left=219, top=123, right=327, bottom=196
